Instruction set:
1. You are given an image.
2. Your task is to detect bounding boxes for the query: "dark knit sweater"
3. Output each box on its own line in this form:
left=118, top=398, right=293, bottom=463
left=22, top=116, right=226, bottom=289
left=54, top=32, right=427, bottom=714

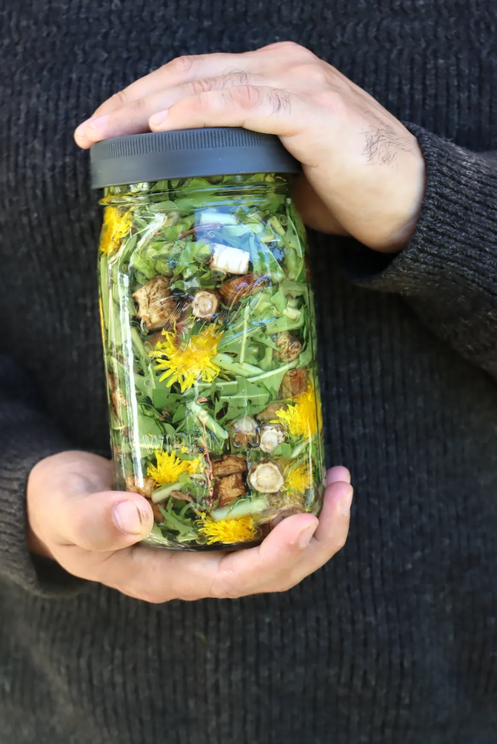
left=1, top=1, right=497, bottom=742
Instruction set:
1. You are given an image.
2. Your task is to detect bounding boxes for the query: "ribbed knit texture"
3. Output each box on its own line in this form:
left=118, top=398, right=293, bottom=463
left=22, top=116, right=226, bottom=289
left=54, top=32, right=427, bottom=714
left=0, top=1, right=497, bottom=742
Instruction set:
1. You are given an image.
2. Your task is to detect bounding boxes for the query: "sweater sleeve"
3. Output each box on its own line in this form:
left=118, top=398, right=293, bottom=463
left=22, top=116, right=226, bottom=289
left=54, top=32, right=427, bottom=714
left=340, top=124, right=497, bottom=379
left=0, top=354, right=85, bottom=597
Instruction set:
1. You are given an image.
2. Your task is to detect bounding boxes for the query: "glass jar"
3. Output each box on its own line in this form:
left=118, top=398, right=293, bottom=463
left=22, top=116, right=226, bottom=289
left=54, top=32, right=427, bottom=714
left=91, top=129, right=325, bottom=550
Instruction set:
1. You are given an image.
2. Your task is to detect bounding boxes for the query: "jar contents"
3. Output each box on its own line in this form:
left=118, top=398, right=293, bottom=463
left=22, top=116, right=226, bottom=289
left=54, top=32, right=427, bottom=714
left=98, top=173, right=325, bottom=550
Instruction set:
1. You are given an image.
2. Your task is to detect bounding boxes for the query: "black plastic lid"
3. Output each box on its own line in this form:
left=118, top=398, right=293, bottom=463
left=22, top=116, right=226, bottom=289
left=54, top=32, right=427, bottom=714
left=90, top=127, right=301, bottom=188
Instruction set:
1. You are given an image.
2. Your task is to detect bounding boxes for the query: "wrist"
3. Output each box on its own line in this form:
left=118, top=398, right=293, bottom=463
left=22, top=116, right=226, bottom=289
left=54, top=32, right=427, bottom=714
left=371, top=138, right=426, bottom=253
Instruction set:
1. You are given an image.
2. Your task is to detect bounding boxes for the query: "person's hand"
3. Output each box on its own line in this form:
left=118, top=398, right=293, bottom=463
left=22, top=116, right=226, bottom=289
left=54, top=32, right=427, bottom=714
left=27, top=451, right=352, bottom=602
left=75, top=41, right=425, bottom=252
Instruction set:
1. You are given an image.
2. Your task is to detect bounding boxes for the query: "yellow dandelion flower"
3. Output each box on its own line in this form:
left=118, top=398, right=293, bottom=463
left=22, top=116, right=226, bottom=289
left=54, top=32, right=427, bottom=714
left=197, top=514, right=257, bottom=545
left=285, top=462, right=313, bottom=492
left=99, top=206, right=133, bottom=255
left=147, top=449, right=204, bottom=485
left=275, top=384, right=322, bottom=438
left=151, top=325, right=222, bottom=392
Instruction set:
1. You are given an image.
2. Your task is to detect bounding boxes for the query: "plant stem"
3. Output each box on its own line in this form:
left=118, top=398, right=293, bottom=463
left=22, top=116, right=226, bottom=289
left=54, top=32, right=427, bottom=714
left=189, top=401, right=228, bottom=440
left=210, top=496, right=270, bottom=522
left=152, top=481, right=183, bottom=503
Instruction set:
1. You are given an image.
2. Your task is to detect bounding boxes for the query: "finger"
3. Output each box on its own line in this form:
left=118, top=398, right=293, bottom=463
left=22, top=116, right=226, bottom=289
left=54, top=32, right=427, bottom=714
left=312, top=479, right=353, bottom=547
left=81, top=512, right=318, bottom=602
left=89, top=53, right=257, bottom=118
left=50, top=488, right=154, bottom=552
left=207, top=513, right=320, bottom=598
left=326, top=465, right=351, bottom=486
left=82, top=43, right=308, bottom=125
left=75, top=71, right=271, bottom=148
left=262, top=479, right=353, bottom=592
left=149, top=84, right=305, bottom=136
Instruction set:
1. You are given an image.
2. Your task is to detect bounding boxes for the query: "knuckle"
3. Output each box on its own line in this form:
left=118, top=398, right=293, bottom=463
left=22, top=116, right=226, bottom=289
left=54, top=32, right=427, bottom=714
left=107, top=89, right=128, bottom=108
left=292, top=62, right=330, bottom=86
left=334, top=533, right=348, bottom=553
left=128, top=96, right=147, bottom=114
left=222, top=69, right=251, bottom=87
left=231, top=84, right=263, bottom=109
left=209, top=572, right=243, bottom=600
left=189, top=77, right=216, bottom=95
left=168, top=55, right=198, bottom=75
left=312, top=88, right=346, bottom=114
left=268, top=41, right=314, bottom=59
left=189, top=91, right=212, bottom=114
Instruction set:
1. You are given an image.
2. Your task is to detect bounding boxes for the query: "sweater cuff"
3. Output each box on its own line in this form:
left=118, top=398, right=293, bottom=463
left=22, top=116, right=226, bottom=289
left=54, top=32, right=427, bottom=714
left=341, top=124, right=497, bottom=301
left=0, top=405, right=86, bottom=598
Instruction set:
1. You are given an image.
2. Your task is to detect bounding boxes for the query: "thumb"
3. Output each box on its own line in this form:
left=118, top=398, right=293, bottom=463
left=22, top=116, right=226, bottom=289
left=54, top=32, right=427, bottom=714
left=53, top=486, right=154, bottom=552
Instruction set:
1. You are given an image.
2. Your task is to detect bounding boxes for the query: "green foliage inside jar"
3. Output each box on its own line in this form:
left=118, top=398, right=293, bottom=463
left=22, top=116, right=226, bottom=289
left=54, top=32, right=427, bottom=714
left=98, top=173, right=325, bottom=550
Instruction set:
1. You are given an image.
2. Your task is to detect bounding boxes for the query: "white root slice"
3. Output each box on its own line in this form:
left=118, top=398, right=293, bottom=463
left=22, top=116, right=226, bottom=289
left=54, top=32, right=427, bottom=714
left=199, top=211, right=238, bottom=226
left=233, top=415, right=258, bottom=435
left=248, top=460, right=284, bottom=493
left=259, top=425, right=285, bottom=454
left=191, top=290, right=220, bottom=319
left=210, top=244, right=250, bottom=275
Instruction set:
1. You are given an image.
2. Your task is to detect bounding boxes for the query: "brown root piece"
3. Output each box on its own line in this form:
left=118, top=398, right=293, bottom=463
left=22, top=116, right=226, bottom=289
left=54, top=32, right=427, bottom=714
left=191, top=289, right=220, bottom=319
left=259, top=490, right=306, bottom=526
left=219, top=274, right=268, bottom=306
left=132, top=276, right=178, bottom=331
left=275, top=332, right=303, bottom=362
left=169, top=490, right=193, bottom=502
left=248, top=459, right=284, bottom=494
left=214, top=473, right=247, bottom=506
left=125, top=475, right=155, bottom=498
left=150, top=501, right=164, bottom=523
left=211, top=455, right=248, bottom=478
left=270, top=490, right=306, bottom=510
left=280, top=368, right=308, bottom=398
left=256, top=402, right=287, bottom=422
left=230, top=415, right=258, bottom=448
left=110, top=389, right=128, bottom=419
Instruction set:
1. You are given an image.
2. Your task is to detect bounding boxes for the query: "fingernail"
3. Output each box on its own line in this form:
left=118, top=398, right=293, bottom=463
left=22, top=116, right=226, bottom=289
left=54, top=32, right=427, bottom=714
left=326, top=467, right=351, bottom=486
left=150, top=109, right=169, bottom=127
left=339, top=486, right=354, bottom=517
left=112, top=500, right=144, bottom=535
left=298, top=522, right=318, bottom=550
left=86, top=114, right=109, bottom=131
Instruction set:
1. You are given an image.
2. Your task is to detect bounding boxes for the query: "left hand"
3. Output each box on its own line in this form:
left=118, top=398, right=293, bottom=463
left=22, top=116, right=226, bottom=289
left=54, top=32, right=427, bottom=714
left=75, top=41, right=425, bottom=252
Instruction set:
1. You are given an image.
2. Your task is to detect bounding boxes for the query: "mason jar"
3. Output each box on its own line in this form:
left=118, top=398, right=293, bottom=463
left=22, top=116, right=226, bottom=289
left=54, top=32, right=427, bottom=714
left=91, top=128, right=325, bottom=550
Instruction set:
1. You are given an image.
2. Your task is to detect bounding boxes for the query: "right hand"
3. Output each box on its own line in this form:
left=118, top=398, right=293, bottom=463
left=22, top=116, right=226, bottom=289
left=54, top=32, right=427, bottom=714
left=27, top=451, right=353, bottom=602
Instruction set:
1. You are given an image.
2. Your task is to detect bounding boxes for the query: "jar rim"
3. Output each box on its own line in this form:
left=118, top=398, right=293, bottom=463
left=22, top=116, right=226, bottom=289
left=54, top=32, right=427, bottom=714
left=90, top=128, right=301, bottom=189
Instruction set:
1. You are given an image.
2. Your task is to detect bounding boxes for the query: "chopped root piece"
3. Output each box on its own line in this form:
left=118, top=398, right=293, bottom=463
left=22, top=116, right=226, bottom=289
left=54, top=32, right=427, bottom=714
left=191, top=290, right=220, bottom=319
left=248, top=460, right=285, bottom=494
left=125, top=475, right=155, bottom=498
left=212, top=455, right=248, bottom=478
left=219, top=274, right=268, bottom=305
left=280, top=368, right=308, bottom=398
left=132, top=276, right=178, bottom=331
left=230, top=415, right=258, bottom=448
left=275, top=332, right=303, bottom=362
left=259, top=424, right=285, bottom=453
left=256, top=401, right=287, bottom=422
left=214, top=473, right=247, bottom=506
left=111, top=389, right=127, bottom=415
left=150, top=501, right=164, bottom=523
left=169, top=490, right=193, bottom=502
left=210, top=244, right=250, bottom=275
